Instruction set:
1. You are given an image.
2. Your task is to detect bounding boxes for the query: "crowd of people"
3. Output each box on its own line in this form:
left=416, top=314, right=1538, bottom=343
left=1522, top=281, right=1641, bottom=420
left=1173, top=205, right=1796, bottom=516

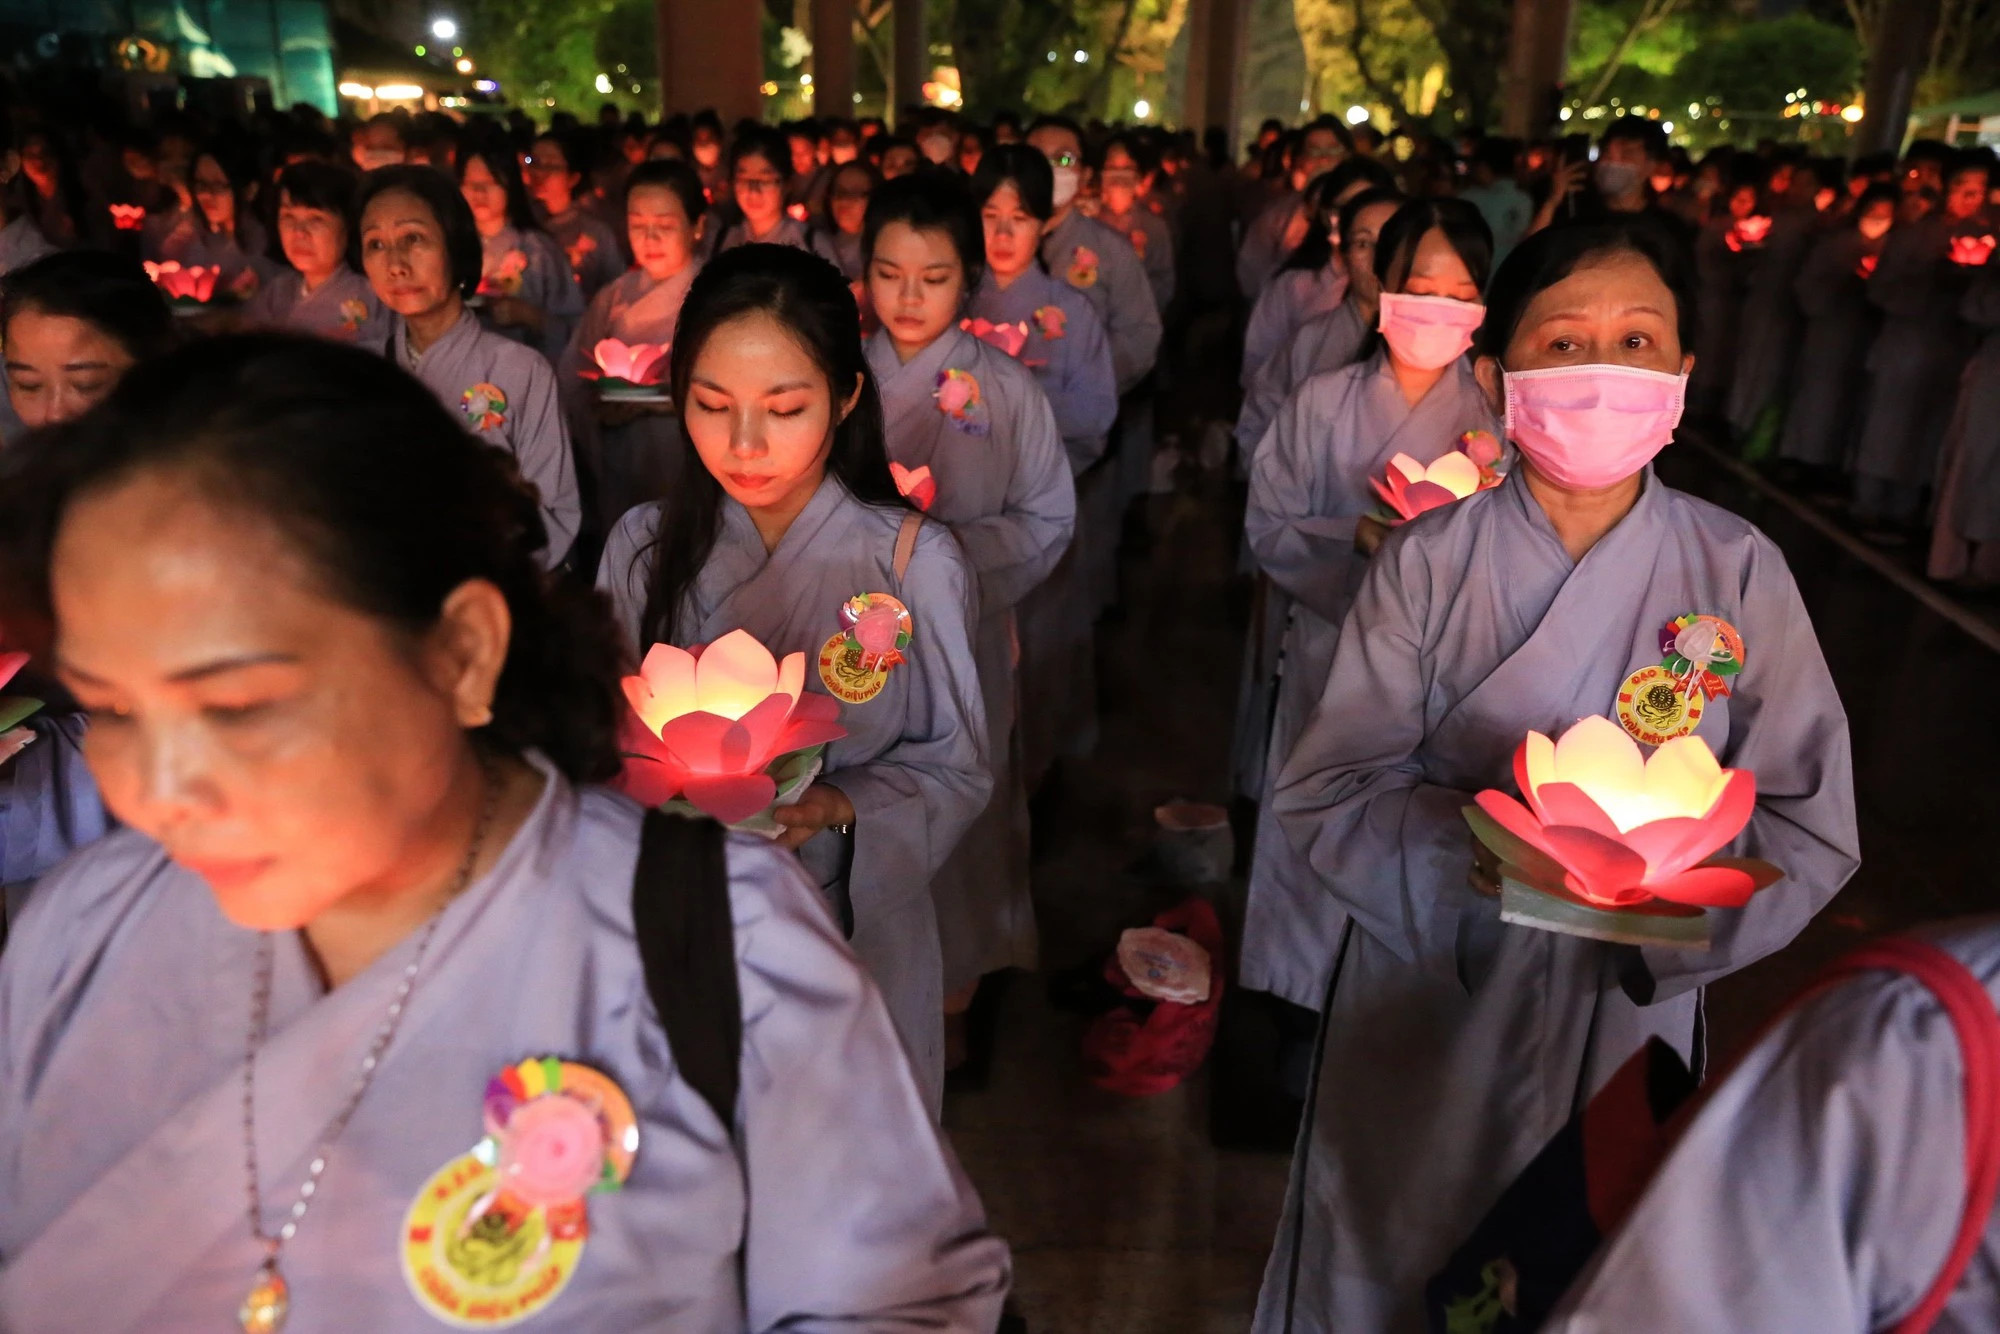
left=0, top=74, right=1990, bottom=1333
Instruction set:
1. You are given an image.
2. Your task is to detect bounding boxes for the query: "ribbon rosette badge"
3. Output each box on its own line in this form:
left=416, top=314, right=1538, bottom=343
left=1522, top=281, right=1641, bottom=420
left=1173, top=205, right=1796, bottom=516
left=1464, top=715, right=1781, bottom=948
left=143, top=260, right=219, bottom=305
left=1370, top=432, right=1503, bottom=523
left=1659, top=612, right=1744, bottom=701
left=961, top=317, right=1030, bottom=359
left=461, top=382, right=509, bottom=431
left=934, top=367, right=988, bottom=436
left=890, top=461, right=937, bottom=510
left=1032, top=305, right=1067, bottom=342
left=338, top=298, right=370, bottom=332
left=586, top=338, right=670, bottom=387
left=400, top=1058, right=638, bottom=1329
left=1950, top=234, right=1999, bottom=267
left=614, top=629, right=847, bottom=827
left=481, top=248, right=529, bottom=297
left=1067, top=245, right=1100, bottom=288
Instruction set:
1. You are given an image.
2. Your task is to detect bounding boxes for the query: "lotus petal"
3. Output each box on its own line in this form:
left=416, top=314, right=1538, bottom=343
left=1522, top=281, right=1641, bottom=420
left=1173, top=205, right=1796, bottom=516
left=1551, top=716, right=1648, bottom=829
left=694, top=628, right=779, bottom=719
left=613, top=713, right=691, bottom=805
left=656, top=710, right=742, bottom=774
left=1620, top=771, right=1756, bottom=878
left=774, top=710, right=848, bottom=754
left=732, top=692, right=795, bottom=767
left=681, top=772, right=780, bottom=825
left=1397, top=479, right=1460, bottom=518
left=1387, top=453, right=1427, bottom=485
left=1531, top=781, right=1624, bottom=839
left=1642, top=734, right=1731, bottom=820
left=1519, top=731, right=1555, bottom=820
left=0, top=650, right=26, bottom=692
left=1473, top=791, right=1570, bottom=873
left=1644, top=864, right=1761, bottom=909
left=1538, top=825, right=1650, bottom=906
left=776, top=651, right=806, bottom=706
left=1369, top=476, right=1403, bottom=512
left=1426, top=450, right=1483, bottom=499
left=792, top=691, right=842, bottom=724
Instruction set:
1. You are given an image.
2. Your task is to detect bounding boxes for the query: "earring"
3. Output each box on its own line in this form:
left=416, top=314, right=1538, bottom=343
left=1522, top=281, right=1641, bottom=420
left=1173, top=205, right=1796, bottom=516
left=466, top=701, right=495, bottom=728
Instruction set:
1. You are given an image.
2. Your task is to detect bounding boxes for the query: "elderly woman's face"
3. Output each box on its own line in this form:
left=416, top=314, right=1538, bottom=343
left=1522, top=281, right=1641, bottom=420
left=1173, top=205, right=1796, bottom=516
left=52, top=470, right=481, bottom=930
left=1499, top=249, right=1689, bottom=375
left=360, top=188, right=457, bottom=319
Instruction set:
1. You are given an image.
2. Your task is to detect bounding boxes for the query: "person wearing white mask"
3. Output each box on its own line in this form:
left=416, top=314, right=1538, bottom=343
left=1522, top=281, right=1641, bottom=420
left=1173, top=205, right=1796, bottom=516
left=1239, top=198, right=1502, bottom=1024
left=1250, top=222, right=1858, bottom=1334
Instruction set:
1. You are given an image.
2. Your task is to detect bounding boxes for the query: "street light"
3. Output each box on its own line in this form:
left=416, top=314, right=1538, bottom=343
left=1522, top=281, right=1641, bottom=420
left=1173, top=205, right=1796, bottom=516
left=1346, top=104, right=1369, bottom=125
left=1134, top=99, right=1151, bottom=119
left=1073, top=50, right=1088, bottom=63
left=430, top=17, right=456, bottom=40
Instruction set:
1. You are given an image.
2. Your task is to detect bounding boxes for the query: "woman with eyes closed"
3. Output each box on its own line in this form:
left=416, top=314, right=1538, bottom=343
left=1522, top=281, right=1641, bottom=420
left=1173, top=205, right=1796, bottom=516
left=1239, top=197, right=1503, bottom=1023
left=1250, top=224, right=1860, bottom=1334
left=456, top=137, right=585, bottom=363
left=862, top=172, right=1074, bottom=1042
left=596, top=244, right=991, bottom=1115
left=0, top=334, right=1010, bottom=1332
left=357, top=165, right=581, bottom=569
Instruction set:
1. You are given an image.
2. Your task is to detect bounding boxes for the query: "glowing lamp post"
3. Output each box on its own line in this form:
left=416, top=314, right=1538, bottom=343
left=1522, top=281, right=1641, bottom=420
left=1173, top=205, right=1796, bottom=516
left=614, top=630, right=846, bottom=828
left=1464, top=715, right=1781, bottom=947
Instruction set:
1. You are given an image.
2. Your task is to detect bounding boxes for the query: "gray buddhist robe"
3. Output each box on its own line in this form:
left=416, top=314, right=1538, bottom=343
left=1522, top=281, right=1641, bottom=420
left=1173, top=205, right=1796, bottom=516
left=1238, top=191, right=1305, bottom=298
left=1930, top=265, right=2000, bottom=581
left=1241, top=261, right=1348, bottom=400
left=868, top=326, right=1074, bottom=992
left=241, top=265, right=388, bottom=346
left=1096, top=202, right=1176, bottom=315
left=1778, top=226, right=1885, bottom=469
left=556, top=264, right=699, bottom=534
left=0, top=217, right=54, bottom=277
left=0, top=711, right=108, bottom=923
left=811, top=228, right=865, bottom=283
left=1236, top=298, right=1371, bottom=463
left=1726, top=205, right=1819, bottom=437
left=1689, top=217, right=1751, bottom=417
left=965, top=266, right=1118, bottom=788
left=479, top=224, right=586, bottom=363
left=0, top=757, right=1010, bottom=1332
left=541, top=205, right=627, bottom=303
left=382, top=310, right=581, bottom=568
left=1855, top=214, right=1988, bottom=498
left=1547, top=916, right=2000, bottom=1334
left=1252, top=466, right=1860, bottom=1334
left=142, top=210, right=279, bottom=297
left=1038, top=209, right=1161, bottom=397
left=1239, top=353, right=1503, bottom=1009
left=711, top=216, right=813, bottom=258
left=597, top=478, right=991, bottom=1111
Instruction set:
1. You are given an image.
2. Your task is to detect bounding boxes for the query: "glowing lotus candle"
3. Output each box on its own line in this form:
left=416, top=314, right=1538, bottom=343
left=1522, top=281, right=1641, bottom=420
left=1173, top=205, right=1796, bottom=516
left=1857, top=253, right=1880, bottom=280
left=587, top=338, right=670, bottom=386
left=614, top=629, right=846, bottom=824
left=961, top=317, right=1030, bottom=359
left=1468, top=715, right=1780, bottom=918
left=1725, top=215, right=1773, bottom=252
left=143, top=261, right=219, bottom=304
left=1371, top=432, right=1502, bottom=523
left=890, top=461, right=936, bottom=510
left=109, top=203, right=145, bottom=231
left=1951, top=234, right=1998, bottom=267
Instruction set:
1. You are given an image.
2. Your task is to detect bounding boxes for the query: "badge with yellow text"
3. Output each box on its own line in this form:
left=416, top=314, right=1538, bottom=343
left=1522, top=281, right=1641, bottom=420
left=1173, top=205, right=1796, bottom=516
left=816, top=593, right=913, bottom=704
left=401, top=1057, right=637, bottom=1328
left=1615, top=663, right=1706, bottom=746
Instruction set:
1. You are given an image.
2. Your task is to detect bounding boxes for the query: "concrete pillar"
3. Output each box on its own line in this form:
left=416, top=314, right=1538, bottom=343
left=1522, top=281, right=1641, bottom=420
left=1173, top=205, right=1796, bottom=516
left=1181, top=0, right=1212, bottom=131
left=656, top=0, right=763, bottom=124
left=892, top=0, right=925, bottom=128
left=1201, top=0, right=1243, bottom=148
left=1501, top=0, right=1577, bottom=139
left=1855, top=0, right=1941, bottom=156
left=811, top=0, right=855, bottom=121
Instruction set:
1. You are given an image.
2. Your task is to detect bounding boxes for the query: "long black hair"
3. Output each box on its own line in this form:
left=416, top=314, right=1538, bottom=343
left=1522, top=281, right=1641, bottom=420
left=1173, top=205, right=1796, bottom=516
left=272, top=158, right=362, bottom=269
left=0, top=334, right=624, bottom=782
left=2, top=251, right=173, bottom=362
left=354, top=164, right=484, bottom=297
left=863, top=171, right=985, bottom=290
left=1373, top=197, right=1495, bottom=294
left=1279, top=158, right=1397, bottom=276
left=970, top=143, right=1055, bottom=220
left=639, top=244, right=905, bottom=647
left=1477, top=220, right=1698, bottom=361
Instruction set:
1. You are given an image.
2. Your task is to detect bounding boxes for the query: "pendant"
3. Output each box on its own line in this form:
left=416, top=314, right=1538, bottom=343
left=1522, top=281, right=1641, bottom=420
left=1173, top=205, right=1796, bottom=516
left=239, top=1260, right=289, bottom=1334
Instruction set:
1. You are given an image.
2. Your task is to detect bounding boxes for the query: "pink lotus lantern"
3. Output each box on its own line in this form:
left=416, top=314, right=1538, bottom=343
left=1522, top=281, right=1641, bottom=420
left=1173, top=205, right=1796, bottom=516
left=109, top=204, right=146, bottom=231
left=0, top=625, right=41, bottom=734
left=1857, top=253, right=1880, bottom=280
left=1370, top=434, right=1502, bottom=522
left=584, top=338, right=670, bottom=387
left=143, top=261, right=220, bottom=305
left=1725, top=215, right=1773, bottom=252
left=1951, top=234, right=1998, bottom=267
left=1464, top=715, right=1781, bottom=946
left=890, top=461, right=937, bottom=510
left=961, top=317, right=1030, bottom=359
left=614, top=629, right=847, bottom=825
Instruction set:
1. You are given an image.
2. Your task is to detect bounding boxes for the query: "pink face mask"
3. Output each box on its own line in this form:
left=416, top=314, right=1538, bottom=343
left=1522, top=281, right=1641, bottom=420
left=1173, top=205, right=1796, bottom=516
left=1502, top=363, right=1688, bottom=490
left=1378, top=292, right=1487, bottom=370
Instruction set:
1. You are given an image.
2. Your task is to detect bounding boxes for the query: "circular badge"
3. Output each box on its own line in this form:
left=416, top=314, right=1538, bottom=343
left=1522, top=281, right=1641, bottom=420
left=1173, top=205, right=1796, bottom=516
left=462, top=382, right=508, bottom=432
left=818, top=631, right=890, bottom=704
left=1614, top=664, right=1705, bottom=746
left=401, top=1152, right=583, bottom=1329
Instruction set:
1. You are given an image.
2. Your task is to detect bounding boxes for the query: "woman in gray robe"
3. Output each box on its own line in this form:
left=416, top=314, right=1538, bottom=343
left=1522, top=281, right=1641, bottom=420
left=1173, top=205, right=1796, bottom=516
left=967, top=146, right=1120, bottom=789
left=708, top=129, right=815, bottom=258
left=597, top=245, right=992, bottom=1113
left=140, top=149, right=280, bottom=302
left=357, top=167, right=582, bottom=569
left=1240, top=198, right=1501, bottom=1014
left=1546, top=916, right=2000, bottom=1332
left=526, top=130, right=628, bottom=303
left=1254, top=223, right=1859, bottom=1334
left=241, top=160, right=386, bottom=345
left=556, top=161, right=707, bottom=535
left=457, top=143, right=586, bottom=364
left=1778, top=186, right=1896, bottom=473
left=1930, top=259, right=2000, bottom=589
left=0, top=335, right=1009, bottom=1333
left=1853, top=157, right=1995, bottom=530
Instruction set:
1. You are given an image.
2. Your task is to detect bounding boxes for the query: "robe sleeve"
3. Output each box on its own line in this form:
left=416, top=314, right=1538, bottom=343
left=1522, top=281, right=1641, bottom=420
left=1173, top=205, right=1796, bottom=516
left=949, top=372, right=1076, bottom=613
left=726, top=836, right=1012, bottom=1331
left=1632, top=532, right=1858, bottom=999
left=1050, top=301, right=1119, bottom=472
left=1793, top=233, right=1861, bottom=317
left=1240, top=274, right=1295, bottom=391
left=1244, top=375, right=1365, bottom=623
left=594, top=502, right=658, bottom=657
left=501, top=349, right=583, bottom=568
left=1, top=712, right=109, bottom=921
left=1236, top=201, right=1291, bottom=299
left=1271, top=533, right=1477, bottom=976
left=525, top=232, right=586, bottom=362
left=1097, top=233, right=1163, bottom=394
left=1143, top=219, right=1176, bottom=313
left=1235, top=327, right=1296, bottom=453
left=831, top=527, right=992, bottom=888
left=1544, top=963, right=1967, bottom=1334
left=1869, top=225, right=1942, bottom=318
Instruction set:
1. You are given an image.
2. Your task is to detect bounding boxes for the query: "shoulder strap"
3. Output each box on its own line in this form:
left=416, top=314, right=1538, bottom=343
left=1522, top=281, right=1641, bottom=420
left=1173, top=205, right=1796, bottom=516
left=631, top=808, right=742, bottom=1135
left=1819, top=938, right=2000, bottom=1334
left=893, top=510, right=924, bottom=586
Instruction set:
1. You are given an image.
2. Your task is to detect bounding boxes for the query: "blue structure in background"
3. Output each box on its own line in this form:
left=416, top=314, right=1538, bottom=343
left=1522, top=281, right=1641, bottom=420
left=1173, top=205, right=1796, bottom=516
left=0, top=0, right=336, bottom=114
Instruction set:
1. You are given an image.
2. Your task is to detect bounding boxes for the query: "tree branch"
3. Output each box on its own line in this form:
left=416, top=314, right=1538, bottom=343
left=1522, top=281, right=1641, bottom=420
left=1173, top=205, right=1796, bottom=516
left=1347, top=0, right=1414, bottom=117
left=1576, top=0, right=1683, bottom=110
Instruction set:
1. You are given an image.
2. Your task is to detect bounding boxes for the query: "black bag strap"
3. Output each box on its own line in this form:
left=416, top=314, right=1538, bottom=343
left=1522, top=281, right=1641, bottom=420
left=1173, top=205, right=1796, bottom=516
left=632, top=808, right=742, bottom=1135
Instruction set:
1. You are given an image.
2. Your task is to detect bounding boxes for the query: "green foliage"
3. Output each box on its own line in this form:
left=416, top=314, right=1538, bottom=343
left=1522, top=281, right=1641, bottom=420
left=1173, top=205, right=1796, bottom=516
left=1679, top=14, right=1860, bottom=111
left=459, top=0, right=658, bottom=117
